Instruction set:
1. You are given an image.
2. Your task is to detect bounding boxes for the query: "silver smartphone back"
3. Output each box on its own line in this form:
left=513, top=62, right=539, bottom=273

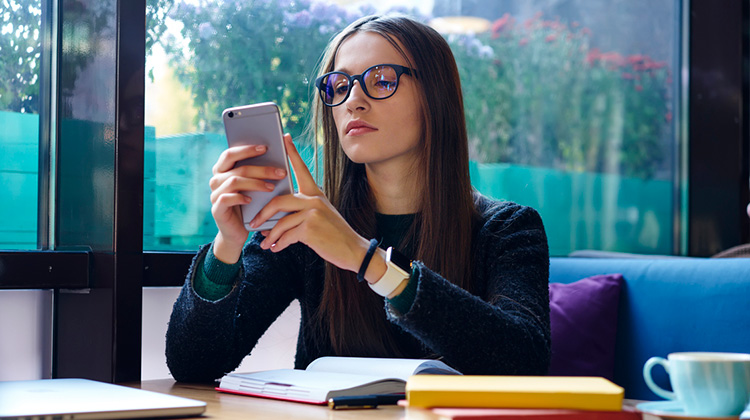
left=222, top=102, right=294, bottom=231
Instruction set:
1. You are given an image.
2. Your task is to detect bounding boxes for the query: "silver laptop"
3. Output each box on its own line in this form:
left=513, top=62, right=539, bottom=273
left=0, top=378, right=206, bottom=419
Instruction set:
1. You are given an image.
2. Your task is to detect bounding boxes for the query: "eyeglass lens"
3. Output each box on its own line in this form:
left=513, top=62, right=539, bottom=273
left=321, top=65, right=400, bottom=105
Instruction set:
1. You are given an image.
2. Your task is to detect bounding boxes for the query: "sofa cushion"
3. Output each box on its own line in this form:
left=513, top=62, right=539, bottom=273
left=548, top=274, right=623, bottom=380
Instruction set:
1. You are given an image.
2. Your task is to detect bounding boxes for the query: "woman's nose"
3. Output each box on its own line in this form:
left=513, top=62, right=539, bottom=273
left=345, top=80, right=369, bottom=111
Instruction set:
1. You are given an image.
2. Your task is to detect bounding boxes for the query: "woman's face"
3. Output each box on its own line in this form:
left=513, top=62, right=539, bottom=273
left=331, top=32, right=423, bottom=169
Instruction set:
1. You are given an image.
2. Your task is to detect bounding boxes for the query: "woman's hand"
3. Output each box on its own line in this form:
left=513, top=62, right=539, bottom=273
left=209, top=144, right=288, bottom=263
left=250, top=134, right=373, bottom=274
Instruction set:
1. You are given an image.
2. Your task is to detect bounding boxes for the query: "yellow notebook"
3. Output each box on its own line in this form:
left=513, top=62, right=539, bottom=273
left=406, top=376, right=624, bottom=411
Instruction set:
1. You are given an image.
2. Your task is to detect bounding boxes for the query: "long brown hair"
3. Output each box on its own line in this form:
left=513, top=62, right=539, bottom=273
left=311, top=15, right=477, bottom=356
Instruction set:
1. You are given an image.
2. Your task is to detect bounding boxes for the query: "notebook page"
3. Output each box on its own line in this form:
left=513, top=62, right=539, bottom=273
left=306, top=357, right=458, bottom=381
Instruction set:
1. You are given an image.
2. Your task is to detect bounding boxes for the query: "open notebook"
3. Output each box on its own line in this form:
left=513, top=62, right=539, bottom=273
left=217, top=356, right=461, bottom=405
left=0, top=378, right=206, bottom=419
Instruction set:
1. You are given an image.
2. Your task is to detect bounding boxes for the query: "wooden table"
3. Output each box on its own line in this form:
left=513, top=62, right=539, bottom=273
left=133, top=379, right=416, bottom=419
left=133, top=379, right=657, bottom=420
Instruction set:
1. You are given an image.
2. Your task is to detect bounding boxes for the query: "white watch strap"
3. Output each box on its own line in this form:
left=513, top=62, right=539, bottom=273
left=369, top=253, right=410, bottom=297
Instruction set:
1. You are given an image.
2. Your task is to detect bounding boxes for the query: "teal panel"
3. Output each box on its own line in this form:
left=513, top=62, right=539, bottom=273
left=151, top=132, right=226, bottom=249
left=57, top=118, right=115, bottom=250
left=1, top=143, right=38, bottom=173
left=470, top=161, right=673, bottom=256
left=0, top=111, right=39, bottom=249
left=0, top=110, right=40, bottom=145
left=0, top=172, right=37, bottom=249
left=143, top=125, right=156, bottom=244
left=143, top=132, right=320, bottom=250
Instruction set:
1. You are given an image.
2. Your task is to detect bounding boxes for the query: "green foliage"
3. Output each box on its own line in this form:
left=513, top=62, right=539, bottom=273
left=155, top=3, right=670, bottom=178
left=1, top=0, right=671, bottom=179
left=0, top=0, right=42, bottom=113
left=157, top=0, right=424, bottom=139
left=448, top=13, right=671, bottom=178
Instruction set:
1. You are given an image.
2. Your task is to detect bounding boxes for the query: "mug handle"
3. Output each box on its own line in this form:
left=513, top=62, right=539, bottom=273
left=643, top=356, right=676, bottom=400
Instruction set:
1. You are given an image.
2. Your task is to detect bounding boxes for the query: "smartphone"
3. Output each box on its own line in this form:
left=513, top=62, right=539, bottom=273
left=222, top=102, right=294, bottom=231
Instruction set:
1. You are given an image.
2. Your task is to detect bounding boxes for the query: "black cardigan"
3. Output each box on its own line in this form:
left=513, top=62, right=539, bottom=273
left=166, top=196, right=551, bottom=382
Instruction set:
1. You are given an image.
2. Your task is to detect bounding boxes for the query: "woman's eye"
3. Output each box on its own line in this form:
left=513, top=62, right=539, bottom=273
left=335, top=84, right=349, bottom=95
left=374, top=80, right=397, bottom=91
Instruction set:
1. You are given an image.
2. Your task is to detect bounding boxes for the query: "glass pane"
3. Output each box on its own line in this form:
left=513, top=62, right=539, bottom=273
left=145, top=0, right=680, bottom=256
left=0, top=0, right=42, bottom=249
left=56, top=0, right=118, bottom=250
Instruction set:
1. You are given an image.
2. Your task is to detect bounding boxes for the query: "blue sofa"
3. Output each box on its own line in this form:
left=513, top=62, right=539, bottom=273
left=550, top=257, right=750, bottom=400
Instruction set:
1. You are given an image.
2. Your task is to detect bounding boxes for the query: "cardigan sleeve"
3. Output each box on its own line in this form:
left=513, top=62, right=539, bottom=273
left=385, top=202, right=551, bottom=376
left=165, top=232, right=306, bottom=382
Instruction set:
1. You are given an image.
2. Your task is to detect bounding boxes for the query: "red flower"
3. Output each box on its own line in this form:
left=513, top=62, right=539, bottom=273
left=665, top=112, right=673, bottom=122
left=524, top=11, right=543, bottom=29
left=634, top=85, right=643, bottom=92
left=600, top=52, right=625, bottom=68
left=643, top=61, right=667, bottom=70
left=519, top=38, right=529, bottom=46
left=581, top=27, right=592, bottom=35
left=628, top=54, right=646, bottom=64
left=491, top=13, right=511, bottom=35
left=621, top=72, right=635, bottom=80
left=585, top=48, right=601, bottom=65
left=545, top=34, right=557, bottom=42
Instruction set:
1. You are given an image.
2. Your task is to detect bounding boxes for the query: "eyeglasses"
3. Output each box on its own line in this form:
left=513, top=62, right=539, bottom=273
left=315, top=64, right=417, bottom=107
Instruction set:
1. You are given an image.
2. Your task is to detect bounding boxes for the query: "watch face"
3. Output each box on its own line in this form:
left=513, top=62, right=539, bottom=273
left=387, top=247, right=412, bottom=272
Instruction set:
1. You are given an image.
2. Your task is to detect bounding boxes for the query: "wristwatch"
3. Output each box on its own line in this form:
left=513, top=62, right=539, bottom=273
left=368, top=247, right=412, bottom=297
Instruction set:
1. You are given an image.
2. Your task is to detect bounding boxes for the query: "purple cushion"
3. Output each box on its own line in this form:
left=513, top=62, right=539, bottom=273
left=548, top=274, right=624, bottom=380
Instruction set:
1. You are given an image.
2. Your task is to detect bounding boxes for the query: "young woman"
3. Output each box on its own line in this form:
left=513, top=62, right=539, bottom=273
left=166, top=15, right=551, bottom=382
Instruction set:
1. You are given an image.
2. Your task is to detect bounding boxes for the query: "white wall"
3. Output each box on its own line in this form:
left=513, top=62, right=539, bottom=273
left=0, top=288, right=299, bottom=381
left=0, top=290, right=53, bottom=380
left=142, top=288, right=299, bottom=380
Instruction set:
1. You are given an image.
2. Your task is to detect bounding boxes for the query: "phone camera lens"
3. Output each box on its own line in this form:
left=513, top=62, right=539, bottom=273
left=227, top=111, right=234, bottom=118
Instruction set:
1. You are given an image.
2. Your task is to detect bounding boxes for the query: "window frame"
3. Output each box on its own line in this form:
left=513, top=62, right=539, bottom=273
left=0, top=0, right=145, bottom=382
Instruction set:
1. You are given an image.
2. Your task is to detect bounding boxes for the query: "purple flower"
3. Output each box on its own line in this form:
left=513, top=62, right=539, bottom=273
left=358, top=4, right=377, bottom=16
left=469, top=37, right=483, bottom=51
left=386, top=6, right=411, bottom=15
left=168, top=2, right=194, bottom=19
left=198, top=22, right=216, bottom=39
left=478, top=45, right=494, bottom=59
left=309, top=2, right=349, bottom=27
left=309, top=2, right=328, bottom=20
left=345, top=9, right=363, bottom=23
left=285, top=10, right=312, bottom=28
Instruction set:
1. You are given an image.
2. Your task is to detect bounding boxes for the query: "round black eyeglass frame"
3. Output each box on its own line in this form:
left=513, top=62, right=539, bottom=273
left=315, top=64, right=417, bottom=107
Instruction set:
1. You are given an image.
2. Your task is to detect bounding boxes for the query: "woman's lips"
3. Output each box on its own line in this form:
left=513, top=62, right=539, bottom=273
left=347, top=126, right=377, bottom=136
left=345, top=120, right=377, bottom=136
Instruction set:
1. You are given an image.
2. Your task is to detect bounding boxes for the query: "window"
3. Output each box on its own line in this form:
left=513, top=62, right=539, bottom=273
left=0, top=0, right=42, bottom=250
left=144, top=0, right=682, bottom=256
left=0, top=0, right=144, bottom=383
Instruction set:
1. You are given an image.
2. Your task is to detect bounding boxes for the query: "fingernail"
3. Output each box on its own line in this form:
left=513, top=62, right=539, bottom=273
left=275, top=168, right=286, bottom=177
left=249, top=218, right=257, bottom=228
left=266, top=183, right=275, bottom=191
left=256, top=145, right=266, bottom=152
left=244, top=196, right=252, bottom=203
